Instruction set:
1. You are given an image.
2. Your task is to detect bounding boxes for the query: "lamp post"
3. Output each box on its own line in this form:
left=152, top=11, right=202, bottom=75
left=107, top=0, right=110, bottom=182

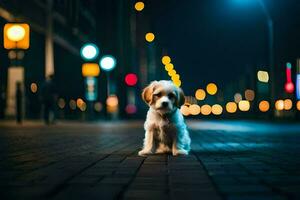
left=3, top=23, right=30, bottom=121
left=99, top=55, right=116, bottom=96
left=80, top=43, right=100, bottom=119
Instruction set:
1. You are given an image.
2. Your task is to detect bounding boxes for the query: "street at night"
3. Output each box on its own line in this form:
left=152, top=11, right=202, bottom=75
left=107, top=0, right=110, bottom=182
left=1, top=0, right=300, bottom=199
left=0, top=120, right=300, bottom=200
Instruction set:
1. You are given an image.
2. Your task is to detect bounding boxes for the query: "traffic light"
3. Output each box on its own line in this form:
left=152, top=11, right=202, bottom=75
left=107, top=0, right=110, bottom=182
left=4, top=23, right=30, bottom=49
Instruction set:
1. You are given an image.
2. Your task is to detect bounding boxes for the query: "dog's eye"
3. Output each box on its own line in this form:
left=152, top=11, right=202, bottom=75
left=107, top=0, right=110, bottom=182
left=168, top=93, right=175, bottom=99
left=154, top=92, right=162, bottom=97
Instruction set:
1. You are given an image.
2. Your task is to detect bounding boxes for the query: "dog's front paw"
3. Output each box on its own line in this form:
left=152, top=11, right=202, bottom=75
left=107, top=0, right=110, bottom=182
left=138, top=149, right=152, bottom=156
left=172, top=149, right=188, bottom=156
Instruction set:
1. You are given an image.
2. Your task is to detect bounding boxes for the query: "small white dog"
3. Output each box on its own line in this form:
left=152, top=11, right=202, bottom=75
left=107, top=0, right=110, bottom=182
left=138, top=80, right=191, bottom=156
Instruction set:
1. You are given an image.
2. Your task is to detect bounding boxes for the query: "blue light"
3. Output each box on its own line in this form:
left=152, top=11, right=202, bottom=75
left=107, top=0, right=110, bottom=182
left=99, top=55, right=116, bottom=72
left=297, top=74, right=300, bottom=100
left=80, top=43, right=99, bottom=61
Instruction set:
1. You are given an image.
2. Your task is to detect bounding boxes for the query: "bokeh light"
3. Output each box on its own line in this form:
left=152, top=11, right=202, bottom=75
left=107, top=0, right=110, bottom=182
left=7, top=25, right=26, bottom=41
left=195, top=89, right=206, bottom=100
left=297, top=101, right=300, bottom=111
left=58, top=98, right=66, bottom=109
left=275, top=100, right=284, bottom=111
left=134, top=1, right=144, bottom=11
left=234, top=93, right=242, bottom=103
left=180, top=105, right=190, bottom=116
left=259, top=100, right=270, bottom=112
left=94, top=102, right=103, bottom=112
left=69, top=99, right=76, bottom=110
left=106, top=95, right=119, bottom=107
left=201, top=104, right=211, bottom=115
left=189, top=104, right=201, bottom=115
left=173, top=79, right=181, bottom=87
left=80, top=43, right=99, bottom=60
left=126, top=104, right=137, bottom=114
left=162, top=56, right=171, bottom=65
left=284, top=99, right=293, bottom=110
left=168, top=69, right=176, bottom=77
left=257, top=70, right=269, bottom=83
left=82, top=63, right=100, bottom=77
left=245, top=89, right=255, bottom=101
left=125, top=73, right=138, bottom=86
left=206, top=83, right=217, bottom=95
left=145, top=32, right=155, bottom=42
left=99, top=55, right=116, bottom=72
left=165, top=63, right=174, bottom=71
left=238, top=100, right=250, bottom=111
left=30, top=83, right=38, bottom=93
left=171, top=74, right=180, bottom=82
left=226, top=102, right=237, bottom=113
left=212, top=104, right=223, bottom=115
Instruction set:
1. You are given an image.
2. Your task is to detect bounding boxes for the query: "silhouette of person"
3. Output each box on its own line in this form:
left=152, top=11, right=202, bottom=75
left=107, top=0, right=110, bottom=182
left=40, top=74, right=57, bottom=124
left=16, top=82, right=23, bottom=124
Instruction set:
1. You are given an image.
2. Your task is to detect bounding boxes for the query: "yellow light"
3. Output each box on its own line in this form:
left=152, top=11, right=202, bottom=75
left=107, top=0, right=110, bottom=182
left=82, top=63, right=100, bottom=77
left=189, top=104, right=201, bottom=115
left=134, top=1, right=144, bottom=11
left=106, top=95, right=119, bottom=107
left=257, top=70, right=269, bottom=83
left=7, top=25, right=25, bottom=41
left=4, top=23, right=30, bottom=49
left=201, top=104, right=211, bottom=115
left=76, top=98, right=85, bottom=108
left=297, top=101, right=300, bottom=111
left=206, top=83, right=217, bottom=95
left=79, top=102, right=87, bottom=112
left=226, top=102, right=237, bottom=113
left=162, top=56, right=171, bottom=65
left=58, top=98, right=66, bottom=109
left=94, top=102, right=103, bottom=112
left=165, top=63, right=174, bottom=71
left=30, top=83, right=38, bottom=93
left=275, top=100, right=284, bottom=111
left=168, top=69, right=177, bottom=76
left=245, top=89, right=255, bottom=101
left=180, top=105, right=190, bottom=116
left=145, top=32, right=155, bottom=42
left=259, top=100, right=270, bottom=112
left=195, top=89, right=206, bottom=100
left=284, top=99, right=293, bottom=110
left=69, top=99, right=76, bottom=110
left=212, top=104, right=223, bottom=115
left=234, top=93, right=242, bottom=103
left=238, top=100, right=250, bottom=111
left=171, top=74, right=180, bottom=80
left=173, top=79, right=181, bottom=87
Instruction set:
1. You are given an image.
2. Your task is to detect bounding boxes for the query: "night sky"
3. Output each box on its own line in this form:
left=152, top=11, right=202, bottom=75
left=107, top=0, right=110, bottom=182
left=143, top=0, right=300, bottom=95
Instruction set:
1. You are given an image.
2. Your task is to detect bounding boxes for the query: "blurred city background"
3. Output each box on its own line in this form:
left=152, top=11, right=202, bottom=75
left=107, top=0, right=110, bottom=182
left=1, top=0, right=300, bottom=122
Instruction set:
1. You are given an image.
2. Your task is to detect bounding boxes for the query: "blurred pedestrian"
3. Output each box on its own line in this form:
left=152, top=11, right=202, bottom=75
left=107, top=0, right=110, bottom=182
left=40, top=74, right=57, bottom=125
left=16, top=82, right=23, bottom=124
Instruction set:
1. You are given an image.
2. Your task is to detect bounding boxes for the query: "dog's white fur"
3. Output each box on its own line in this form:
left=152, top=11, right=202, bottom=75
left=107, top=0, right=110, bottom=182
left=138, top=80, right=191, bottom=156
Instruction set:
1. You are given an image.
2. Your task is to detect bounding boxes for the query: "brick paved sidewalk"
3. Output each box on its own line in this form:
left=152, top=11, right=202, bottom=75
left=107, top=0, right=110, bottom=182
left=0, top=121, right=299, bottom=200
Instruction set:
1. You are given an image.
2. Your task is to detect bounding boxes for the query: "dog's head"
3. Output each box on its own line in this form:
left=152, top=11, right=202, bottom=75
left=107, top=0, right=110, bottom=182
left=142, top=80, right=185, bottom=115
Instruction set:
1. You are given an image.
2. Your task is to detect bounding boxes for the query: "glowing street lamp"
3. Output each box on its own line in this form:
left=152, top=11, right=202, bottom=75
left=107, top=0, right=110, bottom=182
left=284, top=62, right=294, bottom=94
left=100, top=55, right=117, bottom=96
left=4, top=23, right=30, bottom=49
left=100, top=55, right=116, bottom=72
left=80, top=43, right=99, bottom=61
left=134, top=1, right=145, bottom=11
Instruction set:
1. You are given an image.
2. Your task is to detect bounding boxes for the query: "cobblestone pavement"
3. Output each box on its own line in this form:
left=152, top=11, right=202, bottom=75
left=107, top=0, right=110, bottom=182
left=0, top=120, right=300, bottom=200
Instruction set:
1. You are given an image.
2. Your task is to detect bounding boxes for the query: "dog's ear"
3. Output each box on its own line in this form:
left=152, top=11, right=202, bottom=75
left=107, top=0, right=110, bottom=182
left=142, top=81, right=157, bottom=105
left=176, top=87, right=185, bottom=108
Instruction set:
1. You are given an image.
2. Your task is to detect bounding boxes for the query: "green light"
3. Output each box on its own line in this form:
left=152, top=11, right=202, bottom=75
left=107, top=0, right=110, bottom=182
left=287, top=62, right=292, bottom=69
left=80, top=43, right=99, bottom=61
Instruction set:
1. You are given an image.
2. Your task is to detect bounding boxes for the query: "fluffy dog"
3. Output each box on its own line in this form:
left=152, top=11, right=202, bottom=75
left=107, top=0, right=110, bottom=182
left=138, top=80, right=191, bottom=156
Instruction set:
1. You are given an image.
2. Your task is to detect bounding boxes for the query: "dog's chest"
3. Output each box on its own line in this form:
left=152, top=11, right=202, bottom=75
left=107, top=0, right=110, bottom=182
left=153, top=121, right=176, bottom=143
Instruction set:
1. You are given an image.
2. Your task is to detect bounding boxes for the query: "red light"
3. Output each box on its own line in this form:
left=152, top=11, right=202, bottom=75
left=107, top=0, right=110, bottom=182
left=125, top=104, right=137, bottom=114
left=285, top=82, right=294, bottom=93
left=125, top=73, right=138, bottom=86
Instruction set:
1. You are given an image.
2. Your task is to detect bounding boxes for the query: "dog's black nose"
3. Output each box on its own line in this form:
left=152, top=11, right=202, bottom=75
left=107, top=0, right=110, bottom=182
left=162, top=102, right=169, bottom=107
